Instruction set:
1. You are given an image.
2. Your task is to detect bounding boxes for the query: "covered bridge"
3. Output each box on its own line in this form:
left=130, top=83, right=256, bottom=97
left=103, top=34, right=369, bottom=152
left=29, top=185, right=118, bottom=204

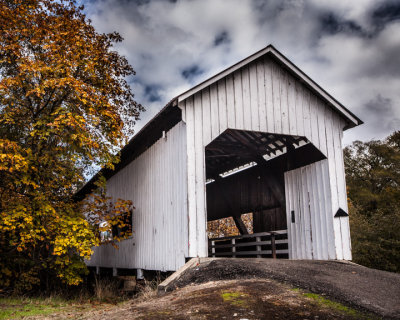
left=76, top=45, right=362, bottom=273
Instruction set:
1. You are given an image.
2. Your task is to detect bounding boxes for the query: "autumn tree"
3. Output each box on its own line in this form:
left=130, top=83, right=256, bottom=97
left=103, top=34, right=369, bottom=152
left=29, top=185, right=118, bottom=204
left=344, top=131, right=400, bottom=272
left=0, top=0, right=143, bottom=292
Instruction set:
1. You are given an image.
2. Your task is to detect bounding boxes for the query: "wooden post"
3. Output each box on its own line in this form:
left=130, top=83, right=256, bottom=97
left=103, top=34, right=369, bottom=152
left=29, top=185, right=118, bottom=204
left=137, top=268, right=144, bottom=280
left=231, top=239, right=236, bottom=257
left=271, top=233, right=276, bottom=259
left=211, top=240, right=215, bottom=257
left=256, top=236, right=261, bottom=258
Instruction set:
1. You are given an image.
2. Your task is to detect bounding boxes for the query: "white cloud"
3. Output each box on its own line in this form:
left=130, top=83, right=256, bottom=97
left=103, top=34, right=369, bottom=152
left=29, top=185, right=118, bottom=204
left=84, top=0, right=400, bottom=144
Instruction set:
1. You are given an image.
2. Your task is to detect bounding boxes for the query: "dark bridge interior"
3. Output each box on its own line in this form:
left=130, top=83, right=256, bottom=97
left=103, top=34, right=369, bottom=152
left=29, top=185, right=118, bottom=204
left=205, top=129, right=325, bottom=234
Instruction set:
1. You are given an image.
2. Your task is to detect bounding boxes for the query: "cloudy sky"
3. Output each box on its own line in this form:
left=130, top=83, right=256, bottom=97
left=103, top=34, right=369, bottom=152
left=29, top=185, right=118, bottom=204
left=83, top=0, right=400, bottom=145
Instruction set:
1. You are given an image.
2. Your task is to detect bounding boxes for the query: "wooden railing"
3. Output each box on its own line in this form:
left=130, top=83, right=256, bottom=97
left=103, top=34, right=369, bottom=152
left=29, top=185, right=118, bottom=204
left=208, top=230, right=288, bottom=258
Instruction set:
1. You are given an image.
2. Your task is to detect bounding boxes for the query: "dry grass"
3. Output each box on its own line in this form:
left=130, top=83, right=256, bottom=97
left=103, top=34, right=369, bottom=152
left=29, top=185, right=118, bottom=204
left=135, top=278, right=160, bottom=302
left=93, top=274, right=162, bottom=302
left=93, top=276, right=121, bottom=301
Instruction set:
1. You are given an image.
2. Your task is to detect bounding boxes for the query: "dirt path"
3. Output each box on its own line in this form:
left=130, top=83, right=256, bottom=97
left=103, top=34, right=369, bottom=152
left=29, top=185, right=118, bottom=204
left=170, top=258, right=400, bottom=319
left=76, top=279, right=374, bottom=320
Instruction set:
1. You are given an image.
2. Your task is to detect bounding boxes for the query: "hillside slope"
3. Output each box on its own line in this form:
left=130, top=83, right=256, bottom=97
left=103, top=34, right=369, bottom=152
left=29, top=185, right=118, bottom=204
left=28, top=258, right=400, bottom=319
left=81, top=278, right=377, bottom=320
left=168, top=258, right=400, bottom=319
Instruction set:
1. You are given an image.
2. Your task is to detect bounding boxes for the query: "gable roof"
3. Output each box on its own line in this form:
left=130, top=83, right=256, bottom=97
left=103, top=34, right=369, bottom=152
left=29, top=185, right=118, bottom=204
left=74, top=44, right=362, bottom=200
left=178, top=44, right=362, bottom=128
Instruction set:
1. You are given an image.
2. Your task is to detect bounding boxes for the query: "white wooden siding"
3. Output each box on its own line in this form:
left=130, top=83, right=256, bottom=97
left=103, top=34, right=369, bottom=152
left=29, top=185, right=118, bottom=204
left=179, top=56, right=351, bottom=260
left=181, top=57, right=335, bottom=153
left=178, top=45, right=360, bottom=127
left=284, top=160, right=336, bottom=259
left=86, top=121, right=188, bottom=271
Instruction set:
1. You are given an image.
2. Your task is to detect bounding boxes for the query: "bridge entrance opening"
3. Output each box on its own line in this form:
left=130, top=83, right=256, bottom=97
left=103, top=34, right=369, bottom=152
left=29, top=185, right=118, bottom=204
left=205, top=129, right=325, bottom=258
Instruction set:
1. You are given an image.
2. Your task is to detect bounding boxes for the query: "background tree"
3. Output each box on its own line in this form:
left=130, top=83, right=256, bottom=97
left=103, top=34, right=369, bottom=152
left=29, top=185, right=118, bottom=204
left=207, top=213, right=253, bottom=238
left=345, top=131, right=400, bottom=272
left=0, top=0, right=143, bottom=292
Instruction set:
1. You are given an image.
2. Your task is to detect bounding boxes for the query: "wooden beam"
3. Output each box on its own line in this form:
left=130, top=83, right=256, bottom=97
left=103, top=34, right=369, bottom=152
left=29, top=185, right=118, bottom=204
left=253, top=204, right=281, bottom=212
left=228, top=130, right=286, bottom=205
left=232, top=216, right=249, bottom=235
left=227, top=130, right=258, bottom=151
left=207, top=140, right=325, bottom=180
left=206, top=141, right=257, bottom=157
left=206, top=158, right=255, bottom=179
left=258, top=164, right=285, bottom=205
left=206, top=154, right=243, bottom=159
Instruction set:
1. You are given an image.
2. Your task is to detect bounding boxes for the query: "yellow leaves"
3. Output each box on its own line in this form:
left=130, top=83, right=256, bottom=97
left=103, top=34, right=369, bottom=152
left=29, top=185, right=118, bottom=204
left=0, top=0, right=143, bottom=290
left=0, top=139, right=29, bottom=173
left=48, top=212, right=97, bottom=260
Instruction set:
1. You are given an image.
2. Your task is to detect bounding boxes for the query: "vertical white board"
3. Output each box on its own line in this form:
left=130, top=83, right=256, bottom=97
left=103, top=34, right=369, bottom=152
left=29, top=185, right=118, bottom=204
left=285, top=160, right=334, bottom=260
left=87, top=121, right=188, bottom=271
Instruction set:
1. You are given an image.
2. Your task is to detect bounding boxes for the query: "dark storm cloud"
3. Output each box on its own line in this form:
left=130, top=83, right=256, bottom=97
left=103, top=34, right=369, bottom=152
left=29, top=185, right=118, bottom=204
left=252, top=0, right=289, bottom=19
left=363, top=95, right=400, bottom=134
left=144, top=85, right=161, bottom=102
left=315, top=1, right=400, bottom=39
left=119, top=0, right=151, bottom=5
left=214, top=31, right=230, bottom=46
left=318, top=12, right=366, bottom=37
left=364, top=44, right=400, bottom=78
left=252, top=0, right=304, bottom=28
left=370, top=1, right=400, bottom=29
left=181, top=65, right=204, bottom=80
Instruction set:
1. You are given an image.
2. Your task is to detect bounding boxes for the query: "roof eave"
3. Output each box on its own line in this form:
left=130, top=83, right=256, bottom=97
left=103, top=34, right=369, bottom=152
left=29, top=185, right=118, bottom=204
left=74, top=98, right=180, bottom=201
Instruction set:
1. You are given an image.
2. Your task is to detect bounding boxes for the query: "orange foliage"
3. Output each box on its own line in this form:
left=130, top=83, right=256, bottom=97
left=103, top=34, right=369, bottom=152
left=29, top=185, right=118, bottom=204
left=207, top=213, right=253, bottom=238
left=0, top=0, right=143, bottom=291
